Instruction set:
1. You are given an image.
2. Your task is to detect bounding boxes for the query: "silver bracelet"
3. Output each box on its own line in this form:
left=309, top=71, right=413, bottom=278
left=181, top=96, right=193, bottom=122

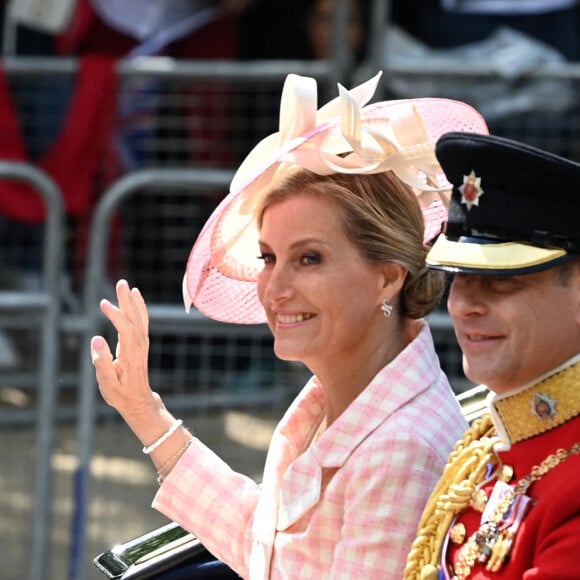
left=142, top=419, right=183, bottom=454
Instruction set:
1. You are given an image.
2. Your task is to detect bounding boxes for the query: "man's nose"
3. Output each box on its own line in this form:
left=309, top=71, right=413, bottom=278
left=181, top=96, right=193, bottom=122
left=447, top=275, right=487, bottom=318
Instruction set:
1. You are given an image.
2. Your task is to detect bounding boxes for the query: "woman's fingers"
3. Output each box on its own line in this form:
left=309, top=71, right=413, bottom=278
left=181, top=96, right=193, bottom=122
left=101, top=281, right=150, bottom=371
left=99, top=282, right=148, bottom=349
left=91, top=335, right=113, bottom=364
left=91, top=335, right=121, bottom=405
left=131, top=286, right=150, bottom=330
left=99, top=298, right=127, bottom=334
left=91, top=280, right=156, bottom=416
left=114, top=280, right=149, bottom=331
left=116, top=279, right=140, bottom=322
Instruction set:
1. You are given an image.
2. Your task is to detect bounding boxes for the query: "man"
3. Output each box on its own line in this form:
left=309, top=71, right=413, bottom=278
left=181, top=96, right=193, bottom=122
left=404, top=132, right=580, bottom=579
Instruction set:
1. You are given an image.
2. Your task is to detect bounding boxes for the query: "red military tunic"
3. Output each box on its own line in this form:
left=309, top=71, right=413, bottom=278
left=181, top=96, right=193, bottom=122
left=442, top=356, right=580, bottom=579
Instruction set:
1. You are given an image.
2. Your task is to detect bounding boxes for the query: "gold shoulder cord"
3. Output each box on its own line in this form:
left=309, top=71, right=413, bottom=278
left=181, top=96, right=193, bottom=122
left=404, top=414, right=498, bottom=580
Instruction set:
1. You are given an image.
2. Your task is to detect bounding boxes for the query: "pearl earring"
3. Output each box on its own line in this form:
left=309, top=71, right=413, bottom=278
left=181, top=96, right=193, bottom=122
left=381, top=298, right=393, bottom=318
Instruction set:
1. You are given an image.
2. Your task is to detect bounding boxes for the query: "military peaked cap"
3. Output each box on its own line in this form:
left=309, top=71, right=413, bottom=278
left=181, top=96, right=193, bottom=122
left=427, top=132, right=580, bottom=274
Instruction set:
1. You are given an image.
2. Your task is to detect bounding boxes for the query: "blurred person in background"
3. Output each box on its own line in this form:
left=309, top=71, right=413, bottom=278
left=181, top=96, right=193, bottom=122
left=306, top=0, right=368, bottom=63
left=91, top=72, right=488, bottom=577
left=390, top=0, right=580, bottom=162
left=29, top=0, right=259, bottom=303
left=405, top=132, right=580, bottom=579
left=393, top=0, right=579, bottom=60
left=235, top=0, right=371, bottom=190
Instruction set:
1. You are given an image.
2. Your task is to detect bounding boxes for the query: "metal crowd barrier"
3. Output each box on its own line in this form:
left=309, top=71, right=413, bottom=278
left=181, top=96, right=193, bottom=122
left=72, top=168, right=251, bottom=579
left=0, top=161, right=65, bottom=580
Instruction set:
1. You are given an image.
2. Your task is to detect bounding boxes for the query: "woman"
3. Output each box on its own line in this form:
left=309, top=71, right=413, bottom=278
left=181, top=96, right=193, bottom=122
left=91, top=72, right=488, bottom=578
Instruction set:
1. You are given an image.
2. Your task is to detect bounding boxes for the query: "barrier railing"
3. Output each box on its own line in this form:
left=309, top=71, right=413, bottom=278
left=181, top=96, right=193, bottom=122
left=0, top=161, right=65, bottom=580
left=72, top=168, right=242, bottom=579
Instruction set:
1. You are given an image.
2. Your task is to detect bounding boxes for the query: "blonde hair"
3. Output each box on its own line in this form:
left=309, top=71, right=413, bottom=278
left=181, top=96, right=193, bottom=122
left=258, top=169, right=445, bottom=319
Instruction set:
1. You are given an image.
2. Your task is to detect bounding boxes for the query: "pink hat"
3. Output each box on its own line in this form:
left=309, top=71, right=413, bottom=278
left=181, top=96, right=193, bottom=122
left=183, top=72, right=488, bottom=324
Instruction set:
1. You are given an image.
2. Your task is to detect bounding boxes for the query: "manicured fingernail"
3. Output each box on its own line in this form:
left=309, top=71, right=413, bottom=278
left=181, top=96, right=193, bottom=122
left=91, top=336, right=105, bottom=362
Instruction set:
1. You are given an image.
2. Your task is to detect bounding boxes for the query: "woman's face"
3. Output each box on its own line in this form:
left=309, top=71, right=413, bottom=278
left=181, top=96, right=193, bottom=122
left=256, top=193, right=388, bottom=371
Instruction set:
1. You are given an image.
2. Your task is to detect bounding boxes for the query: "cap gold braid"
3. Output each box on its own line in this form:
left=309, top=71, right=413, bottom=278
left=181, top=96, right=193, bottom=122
left=403, top=414, right=498, bottom=580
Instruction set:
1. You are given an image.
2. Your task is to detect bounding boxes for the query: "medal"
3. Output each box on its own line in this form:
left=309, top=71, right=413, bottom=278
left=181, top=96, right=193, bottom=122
left=450, top=523, right=467, bottom=545
left=469, top=488, right=488, bottom=512
left=454, top=481, right=532, bottom=579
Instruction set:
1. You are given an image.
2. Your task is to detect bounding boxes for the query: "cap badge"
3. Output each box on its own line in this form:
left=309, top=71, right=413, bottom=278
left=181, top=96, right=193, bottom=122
left=459, top=170, right=484, bottom=210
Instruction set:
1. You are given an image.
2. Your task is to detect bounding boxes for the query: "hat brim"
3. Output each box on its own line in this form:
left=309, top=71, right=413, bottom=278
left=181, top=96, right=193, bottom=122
left=427, top=234, right=570, bottom=275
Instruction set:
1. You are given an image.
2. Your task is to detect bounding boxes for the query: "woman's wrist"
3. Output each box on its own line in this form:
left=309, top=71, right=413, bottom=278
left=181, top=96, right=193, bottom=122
left=120, top=394, right=169, bottom=439
left=150, top=424, right=194, bottom=484
left=117, top=394, right=194, bottom=483
left=156, top=438, right=194, bottom=484
left=143, top=419, right=183, bottom=454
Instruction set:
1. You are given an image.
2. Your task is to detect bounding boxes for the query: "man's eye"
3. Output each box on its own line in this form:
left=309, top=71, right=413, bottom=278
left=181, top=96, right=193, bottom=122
left=490, top=275, right=517, bottom=286
left=487, top=275, right=522, bottom=292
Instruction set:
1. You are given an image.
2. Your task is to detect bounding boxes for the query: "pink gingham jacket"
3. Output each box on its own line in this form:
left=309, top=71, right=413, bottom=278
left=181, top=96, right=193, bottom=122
left=153, top=322, right=467, bottom=579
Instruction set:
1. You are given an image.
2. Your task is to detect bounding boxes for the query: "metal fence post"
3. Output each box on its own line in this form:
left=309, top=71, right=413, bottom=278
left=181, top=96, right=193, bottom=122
left=72, top=168, right=233, bottom=580
left=0, top=161, right=65, bottom=580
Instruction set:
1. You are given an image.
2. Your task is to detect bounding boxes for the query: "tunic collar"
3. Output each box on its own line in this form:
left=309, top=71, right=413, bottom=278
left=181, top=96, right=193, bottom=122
left=487, top=354, right=580, bottom=450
